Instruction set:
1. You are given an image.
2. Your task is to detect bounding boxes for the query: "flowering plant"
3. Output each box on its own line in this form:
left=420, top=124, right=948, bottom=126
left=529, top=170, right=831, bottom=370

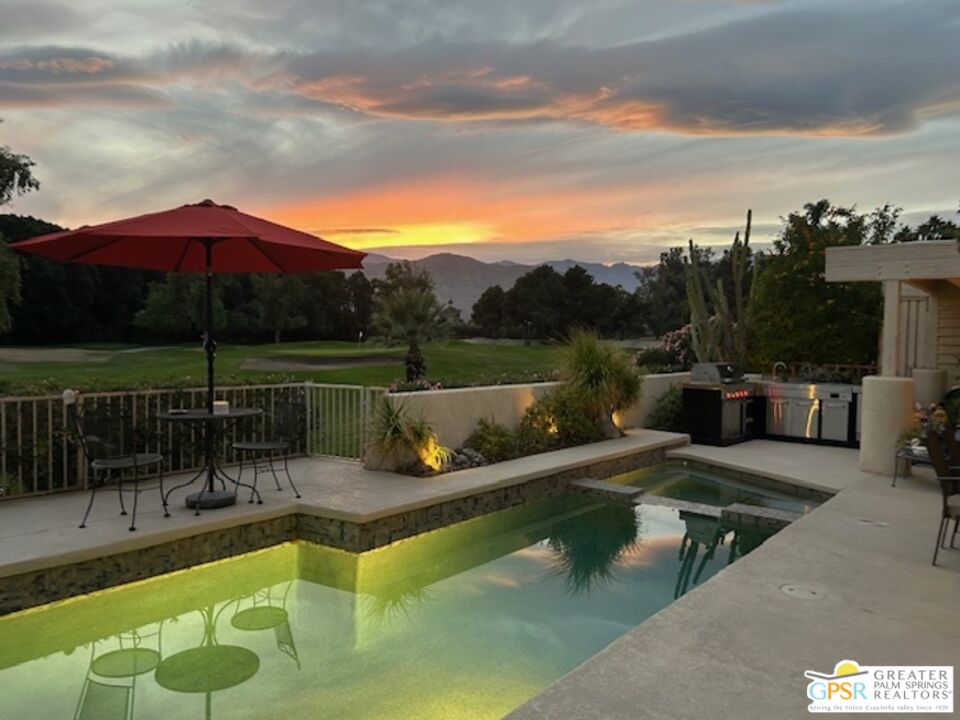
left=636, top=325, right=697, bottom=372
left=661, top=325, right=696, bottom=368
left=901, top=402, right=950, bottom=444
left=387, top=379, right=443, bottom=393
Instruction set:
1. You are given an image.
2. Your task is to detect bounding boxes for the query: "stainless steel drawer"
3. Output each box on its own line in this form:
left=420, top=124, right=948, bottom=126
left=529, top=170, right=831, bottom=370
left=766, top=397, right=789, bottom=435
left=789, top=399, right=819, bottom=439
left=821, top=400, right=850, bottom=442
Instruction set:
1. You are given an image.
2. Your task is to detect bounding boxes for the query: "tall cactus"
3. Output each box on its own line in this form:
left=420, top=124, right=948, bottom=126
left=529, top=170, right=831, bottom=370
left=684, top=210, right=755, bottom=365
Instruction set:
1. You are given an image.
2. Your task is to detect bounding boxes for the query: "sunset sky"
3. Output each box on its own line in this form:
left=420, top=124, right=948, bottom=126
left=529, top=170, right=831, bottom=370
left=1, top=0, right=958, bottom=264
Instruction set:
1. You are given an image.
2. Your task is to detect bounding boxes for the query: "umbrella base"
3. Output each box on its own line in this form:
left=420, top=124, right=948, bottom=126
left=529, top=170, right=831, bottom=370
left=185, top=491, right=237, bottom=509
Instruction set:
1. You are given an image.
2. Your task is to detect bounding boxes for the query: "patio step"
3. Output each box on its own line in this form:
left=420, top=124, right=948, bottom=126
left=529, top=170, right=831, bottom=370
left=568, top=478, right=644, bottom=504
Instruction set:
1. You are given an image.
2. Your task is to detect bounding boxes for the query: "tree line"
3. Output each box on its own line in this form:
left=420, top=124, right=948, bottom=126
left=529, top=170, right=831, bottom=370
left=471, top=200, right=958, bottom=370
left=0, top=212, right=457, bottom=347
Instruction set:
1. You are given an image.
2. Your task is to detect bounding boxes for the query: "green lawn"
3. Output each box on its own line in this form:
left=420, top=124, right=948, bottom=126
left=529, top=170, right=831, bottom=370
left=0, top=340, right=562, bottom=395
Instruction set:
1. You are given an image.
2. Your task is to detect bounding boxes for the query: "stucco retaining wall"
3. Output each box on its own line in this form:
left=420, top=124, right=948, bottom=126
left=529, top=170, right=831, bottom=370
left=391, top=382, right=561, bottom=450
left=387, top=372, right=689, bottom=455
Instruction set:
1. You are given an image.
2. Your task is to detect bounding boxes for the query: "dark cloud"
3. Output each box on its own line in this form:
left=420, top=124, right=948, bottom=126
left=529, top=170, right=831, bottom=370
left=196, top=0, right=620, bottom=51
left=4, top=2, right=958, bottom=137
left=0, top=81, right=166, bottom=108
left=0, top=2, right=82, bottom=40
left=0, top=46, right=143, bottom=83
left=269, top=0, right=960, bottom=136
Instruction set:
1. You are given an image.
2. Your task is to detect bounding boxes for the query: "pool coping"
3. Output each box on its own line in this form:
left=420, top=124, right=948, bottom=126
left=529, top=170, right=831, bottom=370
left=0, top=430, right=688, bottom=614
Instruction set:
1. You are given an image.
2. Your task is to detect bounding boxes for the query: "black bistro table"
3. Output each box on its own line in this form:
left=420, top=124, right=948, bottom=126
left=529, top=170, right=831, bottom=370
left=159, top=408, right=262, bottom=511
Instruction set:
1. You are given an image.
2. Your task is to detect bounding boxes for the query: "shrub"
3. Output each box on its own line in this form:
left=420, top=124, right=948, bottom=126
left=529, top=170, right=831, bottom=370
left=370, top=394, right=410, bottom=457
left=387, top=379, right=444, bottom=393
left=518, top=387, right=604, bottom=454
left=369, top=395, right=449, bottom=472
left=635, top=325, right=695, bottom=373
left=634, top=347, right=680, bottom=373
left=646, top=385, right=684, bottom=432
left=465, top=418, right=518, bottom=462
left=406, top=415, right=451, bottom=470
left=559, top=329, right=642, bottom=437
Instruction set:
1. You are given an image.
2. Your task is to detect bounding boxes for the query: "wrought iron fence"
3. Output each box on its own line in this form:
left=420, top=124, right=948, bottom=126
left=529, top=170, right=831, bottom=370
left=0, top=382, right=384, bottom=500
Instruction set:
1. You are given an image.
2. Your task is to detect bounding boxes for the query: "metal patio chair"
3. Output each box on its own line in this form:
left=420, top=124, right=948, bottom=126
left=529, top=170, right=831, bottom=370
left=230, top=583, right=301, bottom=669
left=74, top=624, right=163, bottom=720
left=925, top=430, right=960, bottom=566
left=233, top=398, right=303, bottom=501
left=70, top=403, right=165, bottom=532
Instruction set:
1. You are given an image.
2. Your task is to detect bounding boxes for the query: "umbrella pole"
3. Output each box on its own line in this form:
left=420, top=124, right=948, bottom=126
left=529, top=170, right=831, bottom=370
left=204, top=242, right=215, bottom=415
left=204, top=242, right=216, bottom=495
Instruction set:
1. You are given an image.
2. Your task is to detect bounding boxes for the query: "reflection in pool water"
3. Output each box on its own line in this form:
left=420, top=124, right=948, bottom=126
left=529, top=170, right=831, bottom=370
left=0, top=495, right=773, bottom=720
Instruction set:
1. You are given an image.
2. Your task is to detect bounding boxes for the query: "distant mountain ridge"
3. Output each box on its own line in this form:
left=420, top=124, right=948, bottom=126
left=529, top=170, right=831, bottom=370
left=361, top=252, right=644, bottom=313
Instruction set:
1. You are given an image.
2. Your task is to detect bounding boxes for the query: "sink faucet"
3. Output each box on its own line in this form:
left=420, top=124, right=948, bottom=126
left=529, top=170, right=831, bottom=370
left=772, top=361, right=787, bottom=380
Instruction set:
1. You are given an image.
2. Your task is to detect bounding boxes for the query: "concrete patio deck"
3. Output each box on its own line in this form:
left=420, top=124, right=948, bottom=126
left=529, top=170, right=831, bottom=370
left=508, top=441, right=960, bottom=720
left=0, top=429, right=685, bottom=580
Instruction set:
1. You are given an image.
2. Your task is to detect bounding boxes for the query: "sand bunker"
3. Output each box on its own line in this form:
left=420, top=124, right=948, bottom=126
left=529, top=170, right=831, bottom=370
left=0, top=347, right=117, bottom=364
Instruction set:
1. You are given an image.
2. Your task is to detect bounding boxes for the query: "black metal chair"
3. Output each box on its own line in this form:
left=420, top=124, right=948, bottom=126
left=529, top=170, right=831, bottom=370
left=74, top=624, right=163, bottom=720
left=230, top=582, right=300, bottom=669
left=69, top=403, right=165, bottom=532
left=233, top=399, right=303, bottom=501
left=925, top=430, right=960, bottom=566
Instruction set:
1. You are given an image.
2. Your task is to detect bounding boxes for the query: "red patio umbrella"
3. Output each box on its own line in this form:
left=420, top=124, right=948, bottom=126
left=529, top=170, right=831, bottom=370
left=13, top=199, right=366, bottom=411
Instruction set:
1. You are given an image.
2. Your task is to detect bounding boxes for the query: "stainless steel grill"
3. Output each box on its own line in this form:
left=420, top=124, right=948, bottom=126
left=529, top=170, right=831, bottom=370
left=689, top=363, right=744, bottom=385
left=683, top=363, right=756, bottom=446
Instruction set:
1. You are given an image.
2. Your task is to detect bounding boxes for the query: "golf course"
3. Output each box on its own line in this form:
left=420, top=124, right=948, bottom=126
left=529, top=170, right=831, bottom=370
left=0, top=340, right=564, bottom=395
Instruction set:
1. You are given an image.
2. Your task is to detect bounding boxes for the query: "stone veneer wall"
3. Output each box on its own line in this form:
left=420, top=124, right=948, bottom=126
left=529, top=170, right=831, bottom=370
left=0, top=445, right=670, bottom=615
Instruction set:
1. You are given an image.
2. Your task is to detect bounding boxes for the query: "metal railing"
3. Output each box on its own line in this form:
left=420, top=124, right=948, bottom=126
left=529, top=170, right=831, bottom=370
left=0, top=382, right=384, bottom=500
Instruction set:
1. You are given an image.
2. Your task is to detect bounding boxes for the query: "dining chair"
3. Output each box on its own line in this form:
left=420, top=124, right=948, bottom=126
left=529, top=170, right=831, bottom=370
left=70, top=403, right=165, bottom=532
left=924, top=430, right=960, bottom=565
left=233, top=398, right=303, bottom=501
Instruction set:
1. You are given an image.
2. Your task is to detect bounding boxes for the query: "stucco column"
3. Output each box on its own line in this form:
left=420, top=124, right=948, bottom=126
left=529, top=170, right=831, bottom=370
left=858, top=376, right=914, bottom=475
left=879, top=281, right=902, bottom=377
left=911, top=368, right=947, bottom=407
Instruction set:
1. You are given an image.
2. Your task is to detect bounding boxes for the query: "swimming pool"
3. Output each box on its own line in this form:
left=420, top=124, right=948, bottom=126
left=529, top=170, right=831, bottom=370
left=613, top=462, right=821, bottom=514
left=0, top=494, right=774, bottom=720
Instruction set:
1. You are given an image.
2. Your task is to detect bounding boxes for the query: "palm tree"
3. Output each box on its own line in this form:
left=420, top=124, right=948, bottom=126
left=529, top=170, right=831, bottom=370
left=372, top=287, right=449, bottom=380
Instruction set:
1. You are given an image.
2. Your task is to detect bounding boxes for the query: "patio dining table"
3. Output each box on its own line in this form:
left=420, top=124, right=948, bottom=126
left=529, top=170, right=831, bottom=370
left=158, top=408, right=262, bottom=511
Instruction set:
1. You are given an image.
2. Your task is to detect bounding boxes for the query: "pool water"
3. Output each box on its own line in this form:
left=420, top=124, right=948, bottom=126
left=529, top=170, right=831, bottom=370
left=0, top=495, right=773, bottom=720
left=614, top=463, right=820, bottom=514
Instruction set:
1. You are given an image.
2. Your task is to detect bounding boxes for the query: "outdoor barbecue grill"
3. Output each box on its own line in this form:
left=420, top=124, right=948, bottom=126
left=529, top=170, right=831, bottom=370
left=682, top=363, right=759, bottom=446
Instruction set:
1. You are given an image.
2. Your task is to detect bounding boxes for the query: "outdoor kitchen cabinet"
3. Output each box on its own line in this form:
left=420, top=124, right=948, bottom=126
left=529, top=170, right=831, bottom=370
left=788, top=398, right=820, bottom=440
left=758, top=382, right=859, bottom=447
left=820, top=399, right=851, bottom=442
left=766, top=397, right=789, bottom=436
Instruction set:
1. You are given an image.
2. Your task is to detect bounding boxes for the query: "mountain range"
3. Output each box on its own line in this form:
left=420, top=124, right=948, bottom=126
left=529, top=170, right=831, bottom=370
left=360, top=253, right=645, bottom=314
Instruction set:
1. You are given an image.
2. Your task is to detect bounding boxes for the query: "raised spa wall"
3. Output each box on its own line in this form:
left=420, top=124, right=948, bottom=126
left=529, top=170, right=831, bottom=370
left=0, top=442, right=676, bottom=615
